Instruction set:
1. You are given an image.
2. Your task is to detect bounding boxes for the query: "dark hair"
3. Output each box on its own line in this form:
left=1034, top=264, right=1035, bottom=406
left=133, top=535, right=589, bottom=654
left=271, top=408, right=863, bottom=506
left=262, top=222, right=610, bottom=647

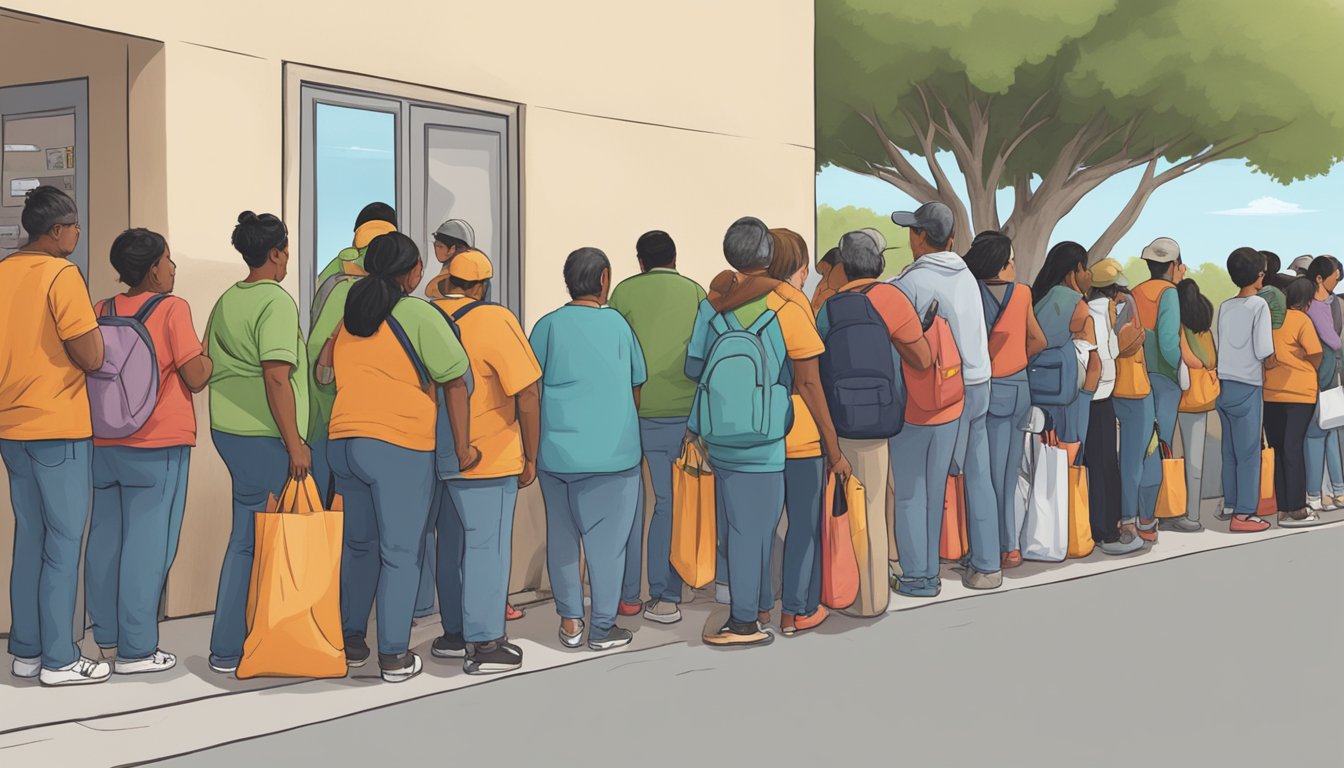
left=1031, top=241, right=1088, bottom=303
left=820, top=247, right=840, bottom=267
left=343, top=232, right=420, bottom=337
left=1090, top=283, right=1126, bottom=302
left=1286, top=277, right=1315, bottom=311
left=1146, top=258, right=1179, bottom=280
left=110, top=228, right=168, bottom=287
left=563, top=247, right=610, bottom=299
left=434, top=234, right=470, bottom=251
left=768, top=228, right=812, bottom=281
left=636, top=230, right=677, bottom=270
left=1227, top=247, right=1266, bottom=288
left=447, top=275, right=486, bottom=292
left=231, top=211, right=288, bottom=269
left=913, top=226, right=950, bottom=252
left=1259, top=250, right=1292, bottom=290
left=1175, top=278, right=1213, bottom=333
left=21, top=185, right=78, bottom=242
left=1306, top=256, right=1339, bottom=288
left=963, top=230, right=1013, bottom=281
left=354, top=202, right=397, bottom=230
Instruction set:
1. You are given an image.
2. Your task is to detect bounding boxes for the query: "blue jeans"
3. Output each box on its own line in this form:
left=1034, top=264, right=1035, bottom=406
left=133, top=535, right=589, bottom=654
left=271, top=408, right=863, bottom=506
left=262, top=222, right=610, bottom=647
left=541, top=467, right=640, bottom=636
left=953, top=381, right=999, bottom=574
left=709, top=464, right=785, bottom=626
left=87, top=445, right=190, bottom=661
left=1111, top=395, right=1156, bottom=523
left=434, top=476, right=518, bottom=643
left=625, top=417, right=687, bottom=604
left=1, top=438, right=92, bottom=670
left=209, top=431, right=289, bottom=668
left=331, top=438, right=436, bottom=657
left=1216, top=381, right=1264, bottom=516
left=890, top=421, right=958, bottom=592
left=1139, top=375, right=1181, bottom=522
left=414, top=530, right=437, bottom=618
left=1304, top=404, right=1344, bottom=496
left=309, top=420, right=333, bottom=505
left=781, top=457, right=824, bottom=616
left=987, top=373, right=1031, bottom=553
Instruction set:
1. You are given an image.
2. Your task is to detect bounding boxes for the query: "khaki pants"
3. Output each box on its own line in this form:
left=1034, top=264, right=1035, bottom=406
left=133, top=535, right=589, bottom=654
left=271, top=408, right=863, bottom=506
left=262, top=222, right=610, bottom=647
left=839, top=437, right=890, bottom=617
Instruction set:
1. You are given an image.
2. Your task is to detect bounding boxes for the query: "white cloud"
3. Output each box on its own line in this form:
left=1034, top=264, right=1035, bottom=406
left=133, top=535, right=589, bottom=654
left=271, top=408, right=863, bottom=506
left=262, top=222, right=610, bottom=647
left=1211, top=196, right=1319, bottom=217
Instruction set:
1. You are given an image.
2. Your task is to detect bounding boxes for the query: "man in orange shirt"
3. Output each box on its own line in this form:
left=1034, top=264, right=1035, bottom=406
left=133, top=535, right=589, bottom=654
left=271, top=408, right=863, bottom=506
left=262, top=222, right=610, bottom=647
left=0, top=186, right=110, bottom=686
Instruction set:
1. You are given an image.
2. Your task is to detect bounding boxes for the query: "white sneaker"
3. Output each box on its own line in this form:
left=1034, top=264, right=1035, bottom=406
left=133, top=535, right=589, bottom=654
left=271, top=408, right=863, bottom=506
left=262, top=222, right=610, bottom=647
left=39, top=657, right=112, bottom=687
left=11, top=656, right=40, bottom=679
left=558, top=619, right=585, bottom=649
left=114, top=650, right=177, bottom=675
left=379, top=652, right=422, bottom=683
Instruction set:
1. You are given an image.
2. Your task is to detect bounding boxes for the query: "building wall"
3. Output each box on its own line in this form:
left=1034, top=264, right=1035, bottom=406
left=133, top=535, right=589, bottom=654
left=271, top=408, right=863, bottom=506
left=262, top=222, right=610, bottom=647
left=0, top=1, right=815, bottom=624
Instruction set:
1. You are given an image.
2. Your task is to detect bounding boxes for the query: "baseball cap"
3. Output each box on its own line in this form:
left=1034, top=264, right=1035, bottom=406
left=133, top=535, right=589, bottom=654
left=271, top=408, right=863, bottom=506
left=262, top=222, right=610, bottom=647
left=1290, top=255, right=1313, bottom=274
left=447, top=249, right=493, bottom=281
left=838, top=228, right=886, bottom=263
left=435, top=219, right=476, bottom=248
left=1141, top=237, right=1181, bottom=264
left=891, top=201, right=954, bottom=245
left=1090, top=258, right=1128, bottom=288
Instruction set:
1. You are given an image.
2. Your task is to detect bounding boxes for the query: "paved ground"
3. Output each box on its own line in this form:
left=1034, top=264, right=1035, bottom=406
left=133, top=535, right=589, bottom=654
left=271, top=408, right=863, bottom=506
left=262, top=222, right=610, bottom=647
left=151, top=526, right=1344, bottom=768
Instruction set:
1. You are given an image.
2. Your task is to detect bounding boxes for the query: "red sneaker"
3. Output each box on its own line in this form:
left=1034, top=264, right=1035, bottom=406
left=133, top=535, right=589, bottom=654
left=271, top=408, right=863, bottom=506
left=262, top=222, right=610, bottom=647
left=1230, top=515, right=1271, bottom=533
left=505, top=603, right=524, bottom=621
left=1136, top=521, right=1158, bottom=543
left=1001, top=550, right=1023, bottom=570
left=618, top=600, right=642, bottom=617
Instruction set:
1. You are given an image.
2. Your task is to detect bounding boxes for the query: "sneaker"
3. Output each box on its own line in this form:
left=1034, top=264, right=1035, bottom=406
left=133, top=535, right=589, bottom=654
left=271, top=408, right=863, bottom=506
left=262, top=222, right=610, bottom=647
left=40, top=657, right=111, bottom=687
left=588, top=626, right=634, bottom=651
left=1098, top=533, right=1145, bottom=555
left=1001, top=550, right=1023, bottom=570
left=894, top=577, right=940, bottom=598
left=11, top=656, right=40, bottom=679
left=1309, top=495, right=1339, bottom=513
left=703, top=621, right=774, bottom=648
left=114, top=650, right=176, bottom=675
left=463, top=640, right=523, bottom=675
left=962, top=569, right=1003, bottom=590
left=782, top=606, right=830, bottom=636
left=1215, top=508, right=1234, bottom=521
left=345, top=634, right=370, bottom=667
left=642, top=599, right=682, bottom=625
left=378, top=652, right=422, bottom=683
left=1158, top=518, right=1203, bottom=533
left=558, top=619, right=585, bottom=649
left=1330, top=494, right=1344, bottom=509
left=505, top=603, right=525, bottom=621
left=617, top=600, right=642, bottom=617
left=1136, top=520, right=1159, bottom=543
left=1280, top=508, right=1325, bottom=528
left=431, top=633, right=466, bottom=659
left=208, top=655, right=239, bottom=674
left=1229, top=515, right=1271, bottom=533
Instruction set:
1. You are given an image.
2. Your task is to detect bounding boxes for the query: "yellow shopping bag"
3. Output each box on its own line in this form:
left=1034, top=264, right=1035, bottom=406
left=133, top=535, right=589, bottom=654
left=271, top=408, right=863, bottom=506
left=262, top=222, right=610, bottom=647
left=237, top=476, right=347, bottom=680
left=671, top=439, right=716, bottom=589
left=1155, top=440, right=1188, bottom=519
left=1067, top=464, right=1094, bottom=558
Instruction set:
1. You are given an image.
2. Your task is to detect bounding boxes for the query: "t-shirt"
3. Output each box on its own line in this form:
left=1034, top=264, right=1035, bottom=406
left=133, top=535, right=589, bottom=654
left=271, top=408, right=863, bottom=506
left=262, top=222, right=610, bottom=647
left=328, top=298, right=470, bottom=451
left=608, top=268, right=706, bottom=419
left=434, top=297, right=542, bottom=478
left=686, top=285, right=825, bottom=472
left=1265, top=309, right=1322, bottom=404
left=1216, top=296, right=1275, bottom=387
left=306, top=277, right=356, bottom=437
left=1258, top=286, right=1287, bottom=330
left=530, top=305, right=646, bottom=474
left=772, top=283, right=822, bottom=459
left=0, top=252, right=98, bottom=440
left=1307, top=298, right=1341, bottom=352
left=94, top=293, right=203, bottom=448
left=205, top=280, right=310, bottom=440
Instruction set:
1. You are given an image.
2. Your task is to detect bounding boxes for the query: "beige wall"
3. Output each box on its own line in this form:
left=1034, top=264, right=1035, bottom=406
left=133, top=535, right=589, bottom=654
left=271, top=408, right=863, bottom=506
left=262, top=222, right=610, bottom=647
left=0, top=2, right=815, bottom=623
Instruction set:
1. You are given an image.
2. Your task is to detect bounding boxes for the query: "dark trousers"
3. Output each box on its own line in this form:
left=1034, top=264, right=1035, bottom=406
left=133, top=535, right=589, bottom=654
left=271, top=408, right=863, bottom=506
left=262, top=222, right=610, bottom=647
left=1086, top=398, right=1121, bottom=544
left=1264, top=401, right=1313, bottom=512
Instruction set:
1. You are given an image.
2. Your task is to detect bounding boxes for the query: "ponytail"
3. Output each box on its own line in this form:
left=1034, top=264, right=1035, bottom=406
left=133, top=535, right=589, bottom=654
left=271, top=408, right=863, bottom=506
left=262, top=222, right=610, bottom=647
left=344, top=232, right=421, bottom=337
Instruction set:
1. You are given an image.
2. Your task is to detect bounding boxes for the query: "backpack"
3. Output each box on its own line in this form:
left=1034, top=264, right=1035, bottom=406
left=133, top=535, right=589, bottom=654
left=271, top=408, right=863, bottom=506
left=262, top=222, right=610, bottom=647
left=693, top=309, right=792, bottom=449
left=818, top=283, right=905, bottom=439
left=89, top=294, right=170, bottom=439
left=311, top=271, right=359, bottom=323
left=979, top=281, right=1015, bottom=333
left=386, top=301, right=477, bottom=480
left=1028, top=294, right=1081, bottom=407
left=904, top=301, right=965, bottom=417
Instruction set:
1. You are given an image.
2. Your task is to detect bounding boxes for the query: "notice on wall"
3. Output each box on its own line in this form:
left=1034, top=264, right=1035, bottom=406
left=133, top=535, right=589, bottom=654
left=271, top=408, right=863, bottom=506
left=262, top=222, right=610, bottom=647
left=45, top=146, right=73, bottom=170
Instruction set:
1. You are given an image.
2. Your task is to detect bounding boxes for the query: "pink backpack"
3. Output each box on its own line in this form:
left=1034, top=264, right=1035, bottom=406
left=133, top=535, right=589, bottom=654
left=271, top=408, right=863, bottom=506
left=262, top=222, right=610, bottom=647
left=89, top=294, right=168, bottom=438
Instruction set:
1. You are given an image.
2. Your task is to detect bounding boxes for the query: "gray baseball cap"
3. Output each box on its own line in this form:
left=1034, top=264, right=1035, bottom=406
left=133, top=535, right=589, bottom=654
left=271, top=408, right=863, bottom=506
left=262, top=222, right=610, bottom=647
left=434, top=219, right=475, bottom=248
left=1290, top=254, right=1314, bottom=274
left=891, top=202, right=954, bottom=245
left=839, top=227, right=886, bottom=261
left=1141, top=237, right=1181, bottom=264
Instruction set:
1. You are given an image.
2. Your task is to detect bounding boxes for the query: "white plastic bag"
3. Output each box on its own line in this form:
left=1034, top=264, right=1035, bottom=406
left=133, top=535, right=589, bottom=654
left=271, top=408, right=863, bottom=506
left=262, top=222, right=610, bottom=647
left=1012, top=432, right=1035, bottom=545
left=1319, top=387, right=1344, bottom=430
left=1022, top=436, right=1069, bottom=562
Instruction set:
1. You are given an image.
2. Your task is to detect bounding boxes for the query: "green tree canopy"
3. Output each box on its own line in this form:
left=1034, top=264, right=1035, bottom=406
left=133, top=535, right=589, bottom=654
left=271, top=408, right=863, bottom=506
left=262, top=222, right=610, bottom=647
left=817, top=205, right=913, bottom=279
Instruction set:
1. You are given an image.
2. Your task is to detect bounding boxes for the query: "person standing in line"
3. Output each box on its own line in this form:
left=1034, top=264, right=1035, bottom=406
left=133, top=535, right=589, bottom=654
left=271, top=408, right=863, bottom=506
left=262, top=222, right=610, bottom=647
left=204, top=212, right=312, bottom=675
left=1086, top=260, right=1147, bottom=555
left=315, top=202, right=397, bottom=285
left=87, top=229, right=212, bottom=676
left=810, top=247, right=840, bottom=314
left=962, top=231, right=1047, bottom=569
left=1030, top=243, right=1102, bottom=459
left=1257, top=250, right=1289, bottom=330
left=0, top=186, right=109, bottom=686
left=1264, top=278, right=1325, bottom=528
left=1324, top=256, right=1344, bottom=507
left=607, top=230, right=706, bottom=625
left=890, top=202, right=1001, bottom=591
left=424, top=219, right=477, bottom=300
left=1303, top=257, right=1344, bottom=513
left=1171, top=278, right=1219, bottom=532
left=1215, top=248, right=1275, bottom=533
left=532, top=248, right=645, bottom=652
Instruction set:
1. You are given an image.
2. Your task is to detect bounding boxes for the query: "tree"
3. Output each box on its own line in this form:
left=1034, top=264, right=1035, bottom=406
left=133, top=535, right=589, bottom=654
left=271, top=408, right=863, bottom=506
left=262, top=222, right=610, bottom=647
left=817, top=205, right=913, bottom=279
left=817, top=0, right=1344, bottom=278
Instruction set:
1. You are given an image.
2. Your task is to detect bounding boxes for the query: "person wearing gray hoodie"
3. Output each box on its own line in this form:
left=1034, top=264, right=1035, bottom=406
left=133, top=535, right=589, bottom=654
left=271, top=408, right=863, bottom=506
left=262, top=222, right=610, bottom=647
left=890, top=202, right=1002, bottom=590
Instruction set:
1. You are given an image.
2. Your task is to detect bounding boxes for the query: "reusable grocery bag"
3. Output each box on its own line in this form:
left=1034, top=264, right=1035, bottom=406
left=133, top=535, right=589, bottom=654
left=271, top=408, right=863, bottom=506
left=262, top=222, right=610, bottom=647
left=1155, top=440, right=1188, bottom=519
left=820, top=474, right=859, bottom=610
left=1320, top=386, right=1344, bottom=430
left=1067, top=460, right=1094, bottom=559
left=671, top=439, right=716, bottom=588
left=238, top=476, right=346, bottom=680
left=940, top=474, right=968, bottom=561
left=1258, top=435, right=1277, bottom=517
left=843, top=475, right=869, bottom=583
left=1022, top=433, right=1069, bottom=562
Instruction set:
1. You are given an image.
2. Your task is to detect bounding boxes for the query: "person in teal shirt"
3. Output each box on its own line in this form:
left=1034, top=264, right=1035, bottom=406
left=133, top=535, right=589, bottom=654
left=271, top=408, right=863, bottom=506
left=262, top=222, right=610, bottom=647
left=204, top=211, right=310, bottom=675
left=1134, top=237, right=1187, bottom=537
left=531, top=247, right=645, bottom=652
left=607, top=230, right=705, bottom=624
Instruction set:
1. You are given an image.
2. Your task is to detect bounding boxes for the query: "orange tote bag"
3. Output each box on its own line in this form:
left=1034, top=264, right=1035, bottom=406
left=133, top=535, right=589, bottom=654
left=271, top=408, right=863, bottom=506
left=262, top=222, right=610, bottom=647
left=821, top=474, right=859, bottom=610
left=671, top=440, right=717, bottom=588
left=940, top=474, right=969, bottom=561
left=1258, top=435, right=1277, bottom=517
left=1155, top=440, right=1188, bottom=519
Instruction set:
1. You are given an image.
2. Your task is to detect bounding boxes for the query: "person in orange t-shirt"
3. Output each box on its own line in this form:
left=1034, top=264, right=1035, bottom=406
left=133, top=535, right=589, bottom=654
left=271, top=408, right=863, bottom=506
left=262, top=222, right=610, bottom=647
left=1265, top=278, right=1324, bottom=525
left=0, top=186, right=109, bottom=686
left=85, top=229, right=212, bottom=675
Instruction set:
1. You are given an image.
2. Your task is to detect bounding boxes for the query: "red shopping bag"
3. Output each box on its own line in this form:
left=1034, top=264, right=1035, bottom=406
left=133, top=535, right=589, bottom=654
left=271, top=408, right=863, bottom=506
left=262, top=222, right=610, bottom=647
left=821, top=474, right=859, bottom=610
left=939, top=474, right=969, bottom=561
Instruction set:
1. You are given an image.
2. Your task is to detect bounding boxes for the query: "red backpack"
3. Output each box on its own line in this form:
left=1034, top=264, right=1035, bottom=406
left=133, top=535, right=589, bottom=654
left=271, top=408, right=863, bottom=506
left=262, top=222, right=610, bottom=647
left=904, top=306, right=964, bottom=419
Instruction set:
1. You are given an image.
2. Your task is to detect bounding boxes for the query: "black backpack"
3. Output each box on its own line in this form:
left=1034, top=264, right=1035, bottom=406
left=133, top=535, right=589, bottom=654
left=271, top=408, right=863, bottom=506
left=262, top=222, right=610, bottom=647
left=818, top=283, right=905, bottom=440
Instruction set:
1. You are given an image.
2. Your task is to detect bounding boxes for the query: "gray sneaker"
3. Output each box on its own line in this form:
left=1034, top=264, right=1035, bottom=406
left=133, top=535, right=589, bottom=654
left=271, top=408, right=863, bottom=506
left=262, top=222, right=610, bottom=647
left=962, top=569, right=1003, bottom=590
left=1098, top=535, right=1145, bottom=555
left=1279, top=508, right=1325, bottom=528
left=1158, top=518, right=1203, bottom=533
left=642, top=599, right=682, bottom=625
left=588, top=626, right=634, bottom=651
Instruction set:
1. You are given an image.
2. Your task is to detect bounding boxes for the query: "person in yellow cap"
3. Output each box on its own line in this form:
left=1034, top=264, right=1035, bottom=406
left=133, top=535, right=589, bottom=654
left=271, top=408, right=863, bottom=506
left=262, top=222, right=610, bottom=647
left=316, top=202, right=398, bottom=285
left=425, top=219, right=477, bottom=300
left=421, top=248, right=542, bottom=674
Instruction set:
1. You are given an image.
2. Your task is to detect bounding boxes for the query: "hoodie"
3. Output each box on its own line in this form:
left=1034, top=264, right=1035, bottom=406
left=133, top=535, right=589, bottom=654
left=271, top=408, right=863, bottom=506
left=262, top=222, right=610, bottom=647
left=891, top=251, right=991, bottom=385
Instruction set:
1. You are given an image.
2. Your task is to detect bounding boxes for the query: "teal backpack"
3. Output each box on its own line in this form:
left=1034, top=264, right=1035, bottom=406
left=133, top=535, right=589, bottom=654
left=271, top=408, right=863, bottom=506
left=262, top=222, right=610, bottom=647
left=692, top=309, right=792, bottom=448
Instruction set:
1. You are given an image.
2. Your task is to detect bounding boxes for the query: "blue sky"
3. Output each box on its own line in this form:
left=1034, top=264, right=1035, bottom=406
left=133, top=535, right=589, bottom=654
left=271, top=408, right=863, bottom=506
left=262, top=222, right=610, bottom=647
left=817, top=153, right=1342, bottom=266
left=314, top=104, right=396, bottom=274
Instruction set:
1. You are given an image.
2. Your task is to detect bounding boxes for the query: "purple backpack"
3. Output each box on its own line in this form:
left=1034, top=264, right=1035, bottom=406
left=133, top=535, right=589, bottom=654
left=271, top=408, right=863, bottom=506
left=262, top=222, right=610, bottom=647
left=89, top=294, right=168, bottom=439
